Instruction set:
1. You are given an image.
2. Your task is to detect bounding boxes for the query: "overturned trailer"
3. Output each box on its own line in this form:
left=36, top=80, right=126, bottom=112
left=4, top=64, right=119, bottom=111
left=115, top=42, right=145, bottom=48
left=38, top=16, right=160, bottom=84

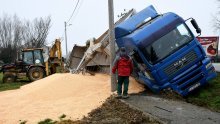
left=68, top=44, right=110, bottom=73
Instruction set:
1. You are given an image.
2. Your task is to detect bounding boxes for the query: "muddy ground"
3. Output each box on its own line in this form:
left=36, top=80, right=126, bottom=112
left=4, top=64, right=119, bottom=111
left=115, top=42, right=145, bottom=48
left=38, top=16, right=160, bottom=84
left=58, top=96, right=161, bottom=124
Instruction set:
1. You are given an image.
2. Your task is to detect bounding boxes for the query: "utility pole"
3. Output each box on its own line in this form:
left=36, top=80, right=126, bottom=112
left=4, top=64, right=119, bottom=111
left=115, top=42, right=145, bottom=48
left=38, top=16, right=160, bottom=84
left=64, top=21, right=68, bottom=56
left=108, top=0, right=117, bottom=92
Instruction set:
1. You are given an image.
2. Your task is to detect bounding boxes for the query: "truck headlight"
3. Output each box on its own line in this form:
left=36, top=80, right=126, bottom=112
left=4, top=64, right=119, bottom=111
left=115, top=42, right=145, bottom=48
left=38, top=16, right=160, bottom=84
left=206, top=62, right=212, bottom=69
left=144, top=71, right=154, bottom=80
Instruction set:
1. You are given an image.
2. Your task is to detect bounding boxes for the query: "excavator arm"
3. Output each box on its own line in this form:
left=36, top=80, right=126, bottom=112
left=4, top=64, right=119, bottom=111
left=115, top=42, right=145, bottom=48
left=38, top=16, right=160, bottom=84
left=49, top=39, right=62, bottom=59
left=45, top=39, right=63, bottom=75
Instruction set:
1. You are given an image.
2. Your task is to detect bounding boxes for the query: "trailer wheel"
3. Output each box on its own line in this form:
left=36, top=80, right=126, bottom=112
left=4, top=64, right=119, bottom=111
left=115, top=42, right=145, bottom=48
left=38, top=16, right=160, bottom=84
left=28, top=67, right=45, bottom=82
left=3, top=74, right=16, bottom=83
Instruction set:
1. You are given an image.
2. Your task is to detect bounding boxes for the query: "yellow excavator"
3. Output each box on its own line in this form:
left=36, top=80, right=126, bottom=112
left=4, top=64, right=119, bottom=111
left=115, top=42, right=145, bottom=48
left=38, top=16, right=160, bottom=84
left=1, top=39, right=64, bottom=83
left=45, top=39, right=64, bottom=75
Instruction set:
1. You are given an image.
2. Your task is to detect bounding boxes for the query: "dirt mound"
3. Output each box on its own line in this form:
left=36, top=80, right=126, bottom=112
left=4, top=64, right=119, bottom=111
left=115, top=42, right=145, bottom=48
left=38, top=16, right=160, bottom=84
left=59, top=96, right=161, bottom=124
left=0, top=73, right=144, bottom=124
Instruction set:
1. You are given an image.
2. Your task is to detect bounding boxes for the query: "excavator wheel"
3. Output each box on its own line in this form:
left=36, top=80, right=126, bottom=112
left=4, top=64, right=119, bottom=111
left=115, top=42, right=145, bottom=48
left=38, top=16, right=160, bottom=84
left=3, top=74, right=16, bottom=83
left=28, top=67, right=45, bottom=82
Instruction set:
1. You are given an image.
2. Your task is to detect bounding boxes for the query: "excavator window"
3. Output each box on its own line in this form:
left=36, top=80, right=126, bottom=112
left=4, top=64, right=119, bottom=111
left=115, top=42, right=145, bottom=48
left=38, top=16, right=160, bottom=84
left=33, top=50, right=44, bottom=65
left=23, top=51, right=34, bottom=64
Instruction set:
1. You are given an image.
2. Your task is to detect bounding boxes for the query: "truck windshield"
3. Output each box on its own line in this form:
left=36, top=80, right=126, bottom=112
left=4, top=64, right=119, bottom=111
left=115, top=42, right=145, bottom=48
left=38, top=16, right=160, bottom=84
left=143, top=24, right=193, bottom=64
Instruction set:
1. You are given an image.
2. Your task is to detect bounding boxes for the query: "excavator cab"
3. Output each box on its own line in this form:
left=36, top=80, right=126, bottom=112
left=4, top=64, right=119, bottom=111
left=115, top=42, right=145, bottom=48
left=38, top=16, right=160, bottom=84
left=2, top=39, right=64, bottom=83
left=21, top=49, right=46, bottom=81
left=2, top=48, right=46, bottom=83
left=22, top=49, right=44, bottom=65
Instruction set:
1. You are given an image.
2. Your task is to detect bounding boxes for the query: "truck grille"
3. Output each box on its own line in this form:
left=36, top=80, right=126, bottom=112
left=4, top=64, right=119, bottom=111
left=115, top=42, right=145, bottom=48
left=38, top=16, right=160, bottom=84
left=164, top=50, right=197, bottom=77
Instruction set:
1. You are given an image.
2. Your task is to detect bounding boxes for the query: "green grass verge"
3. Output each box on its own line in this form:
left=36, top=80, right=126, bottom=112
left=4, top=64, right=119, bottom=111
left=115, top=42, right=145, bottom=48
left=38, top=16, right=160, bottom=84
left=0, top=73, right=29, bottom=92
left=187, top=73, right=220, bottom=111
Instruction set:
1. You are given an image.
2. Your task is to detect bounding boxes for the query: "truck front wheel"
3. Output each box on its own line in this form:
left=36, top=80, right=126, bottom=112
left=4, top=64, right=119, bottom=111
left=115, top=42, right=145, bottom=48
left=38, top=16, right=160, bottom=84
left=28, top=67, right=45, bottom=82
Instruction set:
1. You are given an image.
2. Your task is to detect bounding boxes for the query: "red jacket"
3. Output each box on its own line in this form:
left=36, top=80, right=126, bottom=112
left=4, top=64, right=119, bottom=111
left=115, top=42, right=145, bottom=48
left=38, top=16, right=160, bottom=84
left=112, top=56, right=133, bottom=76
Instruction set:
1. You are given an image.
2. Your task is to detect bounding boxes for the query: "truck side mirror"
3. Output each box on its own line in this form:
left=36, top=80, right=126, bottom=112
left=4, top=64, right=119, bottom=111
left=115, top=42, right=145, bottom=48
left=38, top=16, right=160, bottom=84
left=191, top=19, right=201, bottom=34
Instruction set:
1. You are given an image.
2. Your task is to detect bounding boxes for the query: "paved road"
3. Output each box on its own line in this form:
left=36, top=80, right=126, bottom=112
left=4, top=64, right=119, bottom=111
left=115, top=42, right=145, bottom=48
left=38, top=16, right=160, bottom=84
left=123, top=95, right=220, bottom=124
left=213, top=63, right=220, bottom=72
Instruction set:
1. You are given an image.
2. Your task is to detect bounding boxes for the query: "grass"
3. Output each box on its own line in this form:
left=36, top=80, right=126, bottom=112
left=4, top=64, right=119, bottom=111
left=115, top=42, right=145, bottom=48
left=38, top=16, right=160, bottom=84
left=38, top=118, right=57, bottom=124
left=187, top=73, right=220, bottom=111
left=37, top=114, right=66, bottom=124
left=0, top=73, right=29, bottom=92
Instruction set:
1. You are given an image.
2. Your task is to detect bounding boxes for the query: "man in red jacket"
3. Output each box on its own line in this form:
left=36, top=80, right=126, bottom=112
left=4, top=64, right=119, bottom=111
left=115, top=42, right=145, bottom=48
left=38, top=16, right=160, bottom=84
left=112, top=47, right=133, bottom=99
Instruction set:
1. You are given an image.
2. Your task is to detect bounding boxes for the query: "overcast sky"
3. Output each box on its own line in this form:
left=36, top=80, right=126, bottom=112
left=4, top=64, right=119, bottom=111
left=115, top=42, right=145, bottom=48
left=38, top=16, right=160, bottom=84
left=1, top=0, right=219, bottom=55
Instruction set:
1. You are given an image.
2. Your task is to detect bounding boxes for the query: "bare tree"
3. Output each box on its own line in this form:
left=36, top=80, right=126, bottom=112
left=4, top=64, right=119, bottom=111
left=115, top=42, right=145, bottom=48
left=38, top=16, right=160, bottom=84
left=12, top=15, right=23, bottom=48
left=0, top=14, right=12, bottom=48
left=22, top=16, right=51, bottom=48
left=213, top=0, right=220, bottom=33
left=0, top=14, right=24, bottom=63
left=0, top=14, right=51, bottom=63
left=0, top=14, right=23, bottom=48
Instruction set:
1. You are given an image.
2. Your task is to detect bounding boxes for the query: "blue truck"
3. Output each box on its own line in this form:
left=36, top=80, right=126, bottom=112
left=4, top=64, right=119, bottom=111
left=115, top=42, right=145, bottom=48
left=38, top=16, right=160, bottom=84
left=115, top=5, right=217, bottom=96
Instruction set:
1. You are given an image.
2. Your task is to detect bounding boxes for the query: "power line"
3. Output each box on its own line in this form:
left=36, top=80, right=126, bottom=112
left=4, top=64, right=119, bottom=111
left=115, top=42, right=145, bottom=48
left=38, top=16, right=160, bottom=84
left=69, top=0, right=84, bottom=23
left=63, top=0, right=83, bottom=37
left=66, top=0, right=80, bottom=24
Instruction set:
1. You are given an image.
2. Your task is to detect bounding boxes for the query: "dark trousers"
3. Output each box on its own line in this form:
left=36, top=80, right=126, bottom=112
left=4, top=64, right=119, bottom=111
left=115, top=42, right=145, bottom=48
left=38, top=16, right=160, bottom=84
left=117, top=76, right=129, bottom=95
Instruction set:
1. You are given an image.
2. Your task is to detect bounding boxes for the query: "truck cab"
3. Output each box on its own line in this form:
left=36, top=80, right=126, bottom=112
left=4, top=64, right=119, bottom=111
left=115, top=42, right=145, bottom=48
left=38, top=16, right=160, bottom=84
left=115, top=5, right=217, bottom=96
